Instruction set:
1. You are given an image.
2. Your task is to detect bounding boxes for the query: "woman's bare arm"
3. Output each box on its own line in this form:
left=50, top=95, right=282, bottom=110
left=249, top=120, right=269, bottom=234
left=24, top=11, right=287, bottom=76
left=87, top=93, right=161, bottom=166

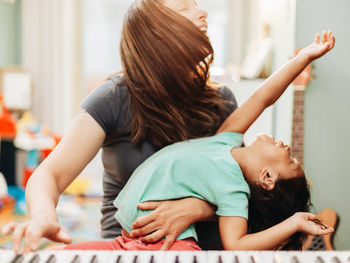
left=2, top=111, right=106, bottom=253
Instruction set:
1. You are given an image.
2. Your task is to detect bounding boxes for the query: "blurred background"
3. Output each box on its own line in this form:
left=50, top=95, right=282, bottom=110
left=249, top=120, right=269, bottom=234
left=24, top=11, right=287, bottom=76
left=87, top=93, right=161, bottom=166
left=0, top=0, right=349, bottom=250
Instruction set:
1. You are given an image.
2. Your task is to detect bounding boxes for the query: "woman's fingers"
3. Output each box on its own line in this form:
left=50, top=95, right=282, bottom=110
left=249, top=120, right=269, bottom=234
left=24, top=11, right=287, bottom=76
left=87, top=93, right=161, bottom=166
left=50, top=228, right=72, bottom=244
left=138, top=229, right=165, bottom=243
left=161, top=235, right=176, bottom=250
left=130, top=221, right=159, bottom=238
left=22, top=225, right=47, bottom=253
left=1, top=222, right=18, bottom=235
left=12, top=223, right=28, bottom=253
left=136, top=201, right=160, bottom=211
left=132, top=212, right=157, bottom=229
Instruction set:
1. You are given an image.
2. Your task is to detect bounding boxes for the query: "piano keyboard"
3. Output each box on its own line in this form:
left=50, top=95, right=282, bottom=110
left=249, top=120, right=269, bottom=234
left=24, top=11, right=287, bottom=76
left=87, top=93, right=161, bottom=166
left=1, top=250, right=350, bottom=263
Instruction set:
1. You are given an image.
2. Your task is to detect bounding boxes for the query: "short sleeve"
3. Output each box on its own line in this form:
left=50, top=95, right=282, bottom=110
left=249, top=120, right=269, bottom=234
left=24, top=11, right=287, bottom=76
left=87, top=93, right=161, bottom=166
left=80, top=79, right=121, bottom=135
left=211, top=132, right=244, bottom=148
left=216, top=190, right=249, bottom=219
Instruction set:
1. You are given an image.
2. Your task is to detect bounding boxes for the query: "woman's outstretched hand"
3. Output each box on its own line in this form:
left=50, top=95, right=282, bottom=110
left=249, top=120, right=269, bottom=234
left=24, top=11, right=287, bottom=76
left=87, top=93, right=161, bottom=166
left=130, top=198, right=215, bottom=250
left=293, top=212, right=334, bottom=236
left=299, top=31, right=335, bottom=62
left=1, top=214, right=72, bottom=254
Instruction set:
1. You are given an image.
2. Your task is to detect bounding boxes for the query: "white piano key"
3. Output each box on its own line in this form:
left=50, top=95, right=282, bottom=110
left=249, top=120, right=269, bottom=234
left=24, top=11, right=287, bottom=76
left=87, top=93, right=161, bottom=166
left=0, top=250, right=17, bottom=263
left=261, top=251, right=302, bottom=263
left=95, top=251, right=123, bottom=263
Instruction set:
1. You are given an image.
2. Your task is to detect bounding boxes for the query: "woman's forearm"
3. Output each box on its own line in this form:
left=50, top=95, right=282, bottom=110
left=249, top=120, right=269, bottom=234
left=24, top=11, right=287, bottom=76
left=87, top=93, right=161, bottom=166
left=188, top=198, right=216, bottom=222
left=25, top=166, right=61, bottom=220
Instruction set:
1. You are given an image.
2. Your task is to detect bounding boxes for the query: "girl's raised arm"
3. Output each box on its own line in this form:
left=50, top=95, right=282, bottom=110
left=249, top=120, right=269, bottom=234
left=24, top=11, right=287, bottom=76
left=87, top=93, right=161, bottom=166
left=217, top=31, right=335, bottom=135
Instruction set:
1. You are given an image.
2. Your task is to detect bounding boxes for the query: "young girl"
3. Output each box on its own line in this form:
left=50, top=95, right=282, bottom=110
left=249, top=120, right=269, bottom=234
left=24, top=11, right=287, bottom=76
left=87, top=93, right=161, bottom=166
left=59, top=31, right=336, bottom=251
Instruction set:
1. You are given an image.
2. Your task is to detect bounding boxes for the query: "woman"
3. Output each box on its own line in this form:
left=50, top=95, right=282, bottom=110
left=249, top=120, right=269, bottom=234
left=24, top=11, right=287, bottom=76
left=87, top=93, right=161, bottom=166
left=2, top=0, right=236, bottom=253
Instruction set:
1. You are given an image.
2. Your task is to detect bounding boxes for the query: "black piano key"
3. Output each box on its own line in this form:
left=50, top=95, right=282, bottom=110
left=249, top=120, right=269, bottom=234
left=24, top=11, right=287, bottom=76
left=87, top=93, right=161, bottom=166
left=193, top=255, right=198, bottom=263
left=71, top=255, right=81, bottom=263
left=291, top=256, right=300, bottom=263
left=234, top=255, right=240, bottom=263
left=316, top=256, right=325, bottom=263
left=28, top=254, right=40, bottom=263
left=149, top=255, right=155, bottom=263
left=133, top=255, right=138, bottom=263
left=116, top=255, right=122, bottom=263
left=90, top=255, right=98, bottom=263
left=331, top=256, right=341, bottom=263
left=250, top=255, right=257, bottom=263
left=45, top=254, right=56, bottom=263
left=10, top=254, right=24, bottom=263
left=217, top=255, right=223, bottom=263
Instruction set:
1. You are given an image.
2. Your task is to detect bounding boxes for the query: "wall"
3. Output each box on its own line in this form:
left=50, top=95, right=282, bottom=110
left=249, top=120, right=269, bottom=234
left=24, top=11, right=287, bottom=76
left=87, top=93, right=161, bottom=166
left=0, top=0, right=21, bottom=66
left=296, top=0, right=350, bottom=250
left=258, top=0, right=296, bottom=145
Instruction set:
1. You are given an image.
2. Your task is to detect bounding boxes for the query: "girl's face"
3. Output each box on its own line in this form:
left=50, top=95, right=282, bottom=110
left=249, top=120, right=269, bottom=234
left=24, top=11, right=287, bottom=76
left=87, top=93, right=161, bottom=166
left=162, top=0, right=208, bottom=33
left=251, top=134, right=305, bottom=186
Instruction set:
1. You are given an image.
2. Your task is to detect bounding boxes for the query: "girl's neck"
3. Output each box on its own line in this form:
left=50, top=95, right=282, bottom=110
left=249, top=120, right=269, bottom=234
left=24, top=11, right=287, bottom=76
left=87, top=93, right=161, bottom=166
left=231, top=147, right=255, bottom=182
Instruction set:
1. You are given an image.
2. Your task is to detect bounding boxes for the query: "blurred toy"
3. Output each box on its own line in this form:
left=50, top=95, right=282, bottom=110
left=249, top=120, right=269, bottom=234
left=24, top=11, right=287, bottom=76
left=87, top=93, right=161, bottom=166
left=14, top=111, right=61, bottom=186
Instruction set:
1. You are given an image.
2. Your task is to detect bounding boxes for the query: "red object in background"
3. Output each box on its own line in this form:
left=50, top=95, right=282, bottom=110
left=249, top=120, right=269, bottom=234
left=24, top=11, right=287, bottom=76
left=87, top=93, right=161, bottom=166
left=0, top=95, right=16, bottom=138
left=23, top=167, right=34, bottom=187
left=41, top=135, right=62, bottom=159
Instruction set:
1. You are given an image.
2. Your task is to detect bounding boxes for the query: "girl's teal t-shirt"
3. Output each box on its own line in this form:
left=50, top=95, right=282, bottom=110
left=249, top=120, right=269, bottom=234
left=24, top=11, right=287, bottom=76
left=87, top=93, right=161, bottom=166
left=114, top=132, right=250, bottom=241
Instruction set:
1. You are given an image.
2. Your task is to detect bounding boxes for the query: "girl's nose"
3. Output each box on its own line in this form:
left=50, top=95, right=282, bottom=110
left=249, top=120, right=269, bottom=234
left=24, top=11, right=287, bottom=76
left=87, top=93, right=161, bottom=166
left=285, top=145, right=291, bottom=152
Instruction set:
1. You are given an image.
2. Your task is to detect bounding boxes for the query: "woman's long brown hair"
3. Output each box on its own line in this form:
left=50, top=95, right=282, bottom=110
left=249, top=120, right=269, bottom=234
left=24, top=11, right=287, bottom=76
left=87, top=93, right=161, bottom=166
left=120, top=0, right=231, bottom=147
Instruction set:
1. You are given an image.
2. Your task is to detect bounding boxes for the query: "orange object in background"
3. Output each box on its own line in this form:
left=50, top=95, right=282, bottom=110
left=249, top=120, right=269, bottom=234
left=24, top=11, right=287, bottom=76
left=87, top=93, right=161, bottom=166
left=0, top=95, right=16, bottom=138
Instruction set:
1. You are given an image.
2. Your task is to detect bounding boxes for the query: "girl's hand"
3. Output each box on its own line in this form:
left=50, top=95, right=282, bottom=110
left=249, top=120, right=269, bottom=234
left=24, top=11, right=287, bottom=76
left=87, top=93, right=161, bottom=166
left=130, top=198, right=215, bottom=250
left=299, top=31, right=335, bottom=62
left=1, top=214, right=72, bottom=254
left=293, top=212, right=334, bottom=236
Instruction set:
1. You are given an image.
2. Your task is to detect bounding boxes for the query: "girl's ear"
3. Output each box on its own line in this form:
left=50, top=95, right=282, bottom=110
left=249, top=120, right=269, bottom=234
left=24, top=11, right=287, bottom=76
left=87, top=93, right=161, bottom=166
left=259, top=168, right=276, bottom=190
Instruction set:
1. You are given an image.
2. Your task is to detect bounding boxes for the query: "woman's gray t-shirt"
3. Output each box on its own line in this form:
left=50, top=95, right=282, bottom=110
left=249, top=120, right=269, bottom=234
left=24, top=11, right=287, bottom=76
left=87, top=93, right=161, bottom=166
left=80, top=75, right=238, bottom=249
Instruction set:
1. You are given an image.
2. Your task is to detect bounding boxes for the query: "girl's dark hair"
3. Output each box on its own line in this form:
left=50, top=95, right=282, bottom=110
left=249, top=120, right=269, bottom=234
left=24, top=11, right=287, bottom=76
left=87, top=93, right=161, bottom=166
left=120, top=0, right=231, bottom=147
left=248, top=176, right=311, bottom=250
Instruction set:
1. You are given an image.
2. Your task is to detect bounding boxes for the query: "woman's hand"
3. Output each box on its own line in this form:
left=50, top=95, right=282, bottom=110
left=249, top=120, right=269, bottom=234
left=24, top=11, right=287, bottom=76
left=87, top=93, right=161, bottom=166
left=130, top=198, right=215, bottom=250
left=299, top=31, right=335, bottom=62
left=1, top=214, right=72, bottom=254
left=293, top=212, right=334, bottom=236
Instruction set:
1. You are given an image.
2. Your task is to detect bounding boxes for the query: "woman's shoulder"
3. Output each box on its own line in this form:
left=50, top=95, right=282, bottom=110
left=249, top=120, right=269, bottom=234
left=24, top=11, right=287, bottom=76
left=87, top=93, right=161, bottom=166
left=216, top=84, right=235, bottom=100
left=80, top=73, right=131, bottom=135
left=98, top=73, right=129, bottom=97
